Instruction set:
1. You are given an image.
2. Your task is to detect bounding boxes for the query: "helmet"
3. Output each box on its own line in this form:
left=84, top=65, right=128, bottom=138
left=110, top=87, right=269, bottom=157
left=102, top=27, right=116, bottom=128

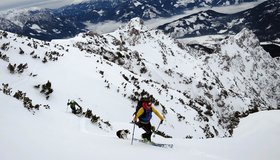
left=140, top=96, right=150, bottom=102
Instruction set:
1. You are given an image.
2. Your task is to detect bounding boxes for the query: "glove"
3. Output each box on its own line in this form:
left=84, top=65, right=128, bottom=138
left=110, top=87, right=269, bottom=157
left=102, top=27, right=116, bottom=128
left=131, top=119, right=137, bottom=124
left=130, top=120, right=135, bottom=124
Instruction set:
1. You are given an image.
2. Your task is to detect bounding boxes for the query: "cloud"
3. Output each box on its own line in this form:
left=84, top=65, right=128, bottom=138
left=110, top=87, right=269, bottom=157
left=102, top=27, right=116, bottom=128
left=0, top=0, right=80, bottom=11
left=84, top=20, right=124, bottom=34
left=0, top=0, right=42, bottom=7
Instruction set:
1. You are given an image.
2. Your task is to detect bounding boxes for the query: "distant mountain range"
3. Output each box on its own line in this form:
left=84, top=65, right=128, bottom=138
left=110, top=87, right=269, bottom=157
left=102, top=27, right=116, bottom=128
left=157, top=0, right=279, bottom=42
left=0, top=0, right=256, bottom=41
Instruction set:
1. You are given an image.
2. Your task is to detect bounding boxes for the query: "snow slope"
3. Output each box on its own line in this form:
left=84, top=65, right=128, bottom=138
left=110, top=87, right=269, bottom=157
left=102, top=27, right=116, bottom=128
left=0, top=18, right=279, bottom=159
left=0, top=17, right=279, bottom=139
left=1, top=92, right=279, bottom=160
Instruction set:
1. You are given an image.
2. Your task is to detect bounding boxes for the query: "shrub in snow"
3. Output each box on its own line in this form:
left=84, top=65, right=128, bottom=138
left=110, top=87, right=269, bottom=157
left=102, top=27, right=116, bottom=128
left=42, top=57, right=48, bottom=63
left=30, top=51, right=35, bottom=55
left=122, top=74, right=129, bottom=82
left=13, top=90, right=43, bottom=111
left=85, top=109, right=93, bottom=118
left=177, top=113, right=186, bottom=122
left=140, top=67, right=147, bottom=74
left=219, top=115, right=241, bottom=136
left=1, top=42, right=10, bottom=50
left=7, top=63, right=16, bottom=74
left=17, top=63, right=28, bottom=73
left=160, top=104, right=168, bottom=115
left=185, top=135, right=193, bottom=139
left=13, top=90, right=26, bottom=100
left=1, top=83, right=12, bottom=95
left=67, top=100, right=83, bottom=115
left=7, top=63, right=28, bottom=74
left=91, top=115, right=100, bottom=123
left=67, top=100, right=112, bottom=130
left=22, top=96, right=34, bottom=110
left=90, top=114, right=112, bottom=129
left=0, top=83, right=50, bottom=113
left=42, top=51, right=63, bottom=63
left=204, top=110, right=213, bottom=116
left=154, top=130, right=172, bottom=138
left=19, top=47, right=24, bottom=55
left=202, top=124, right=215, bottom=138
left=41, top=81, right=53, bottom=95
left=0, top=52, right=9, bottom=62
left=34, top=81, right=53, bottom=100
left=204, top=104, right=213, bottom=117
left=0, top=31, right=8, bottom=38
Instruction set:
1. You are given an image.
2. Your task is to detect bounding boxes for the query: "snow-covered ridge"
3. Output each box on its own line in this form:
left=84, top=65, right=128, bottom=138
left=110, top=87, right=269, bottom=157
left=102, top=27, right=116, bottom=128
left=0, top=18, right=279, bottom=140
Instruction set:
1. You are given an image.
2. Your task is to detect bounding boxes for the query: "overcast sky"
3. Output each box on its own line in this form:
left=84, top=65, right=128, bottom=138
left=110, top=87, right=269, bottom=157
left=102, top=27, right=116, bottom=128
left=0, top=0, right=268, bottom=12
left=0, top=0, right=86, bottom=11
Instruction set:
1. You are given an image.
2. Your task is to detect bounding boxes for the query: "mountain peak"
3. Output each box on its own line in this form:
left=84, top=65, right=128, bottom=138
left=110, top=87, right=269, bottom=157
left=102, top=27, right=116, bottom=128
left=234, top=28, right=259, bottom=48
left=121, top=17, right=147, bottom=32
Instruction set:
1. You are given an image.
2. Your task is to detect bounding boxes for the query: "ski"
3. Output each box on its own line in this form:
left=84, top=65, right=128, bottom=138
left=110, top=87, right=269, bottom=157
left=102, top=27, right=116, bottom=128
left=149, top=141, right=174, bottom=148
left=133, top=138, right=174, bottom=148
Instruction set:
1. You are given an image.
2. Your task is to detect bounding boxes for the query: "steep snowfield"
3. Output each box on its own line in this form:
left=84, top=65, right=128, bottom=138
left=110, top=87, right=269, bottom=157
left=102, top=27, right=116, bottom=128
left=1, top=93, right=279, bottom=160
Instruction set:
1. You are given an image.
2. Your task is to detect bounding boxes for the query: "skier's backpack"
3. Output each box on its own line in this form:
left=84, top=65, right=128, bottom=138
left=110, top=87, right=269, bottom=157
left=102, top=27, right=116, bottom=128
left=134, top=98, right=153, bottom=122
left=133, top=100, right=143, bottom=116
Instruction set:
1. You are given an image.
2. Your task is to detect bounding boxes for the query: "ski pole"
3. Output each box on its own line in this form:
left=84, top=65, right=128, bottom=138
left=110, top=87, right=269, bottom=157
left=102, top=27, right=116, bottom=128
left=153, top=121, right=162, bottom=137
left=131, top=122, right=136, bottom=145
left=66, top=99, right=70, bottom=112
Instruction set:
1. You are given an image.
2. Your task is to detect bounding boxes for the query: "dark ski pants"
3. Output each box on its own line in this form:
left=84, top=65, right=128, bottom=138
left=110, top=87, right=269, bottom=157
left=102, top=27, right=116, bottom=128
left=138, top=121, right=152, bottom=141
